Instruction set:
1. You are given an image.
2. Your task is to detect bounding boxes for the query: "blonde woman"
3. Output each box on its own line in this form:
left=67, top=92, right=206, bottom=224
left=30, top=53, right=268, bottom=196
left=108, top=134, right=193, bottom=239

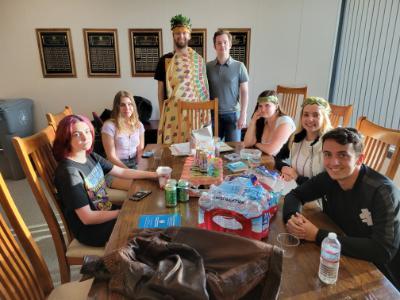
left=275, top=97, right=332, bottom=184
left=102, top=91, right=145, bottom=190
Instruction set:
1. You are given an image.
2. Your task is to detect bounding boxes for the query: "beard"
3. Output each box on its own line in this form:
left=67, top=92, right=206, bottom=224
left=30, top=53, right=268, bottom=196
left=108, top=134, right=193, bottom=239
left=174, top=40, right=188, bottom=49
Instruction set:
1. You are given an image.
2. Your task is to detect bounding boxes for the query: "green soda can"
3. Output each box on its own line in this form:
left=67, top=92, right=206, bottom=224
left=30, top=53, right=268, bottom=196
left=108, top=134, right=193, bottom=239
left=167, top=179, right=177, bottom=186
left=177, top=179, right=190, bottom=202
left=165, top=183, right=177, bottom=207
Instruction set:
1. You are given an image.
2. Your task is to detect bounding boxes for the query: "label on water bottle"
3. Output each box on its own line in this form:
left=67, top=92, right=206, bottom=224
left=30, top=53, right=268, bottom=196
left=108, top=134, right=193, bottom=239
left=321, top=245, right=340, bottom=263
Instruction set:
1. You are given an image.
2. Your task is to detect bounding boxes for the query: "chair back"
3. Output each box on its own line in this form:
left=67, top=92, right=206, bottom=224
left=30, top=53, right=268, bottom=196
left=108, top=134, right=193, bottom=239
left=0, top=173, right=52, bottom=299
left=177, top=99, right=219, bottom=143
left=276, top=85, right=307, bottom=120
left=12, top=126, right=72, bottom=283
left=46, top=106, right=73, bottom=131
left=330, top=104, right=353, bottom=128
left=356, top=116, right=400, bottom=179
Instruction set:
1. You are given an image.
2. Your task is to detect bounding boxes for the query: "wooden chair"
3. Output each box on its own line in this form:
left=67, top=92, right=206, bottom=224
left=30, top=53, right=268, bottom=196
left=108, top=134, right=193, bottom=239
left=356, top=116, right=400, bottom=179
left=0, top=173, right=93, bottom=300
left=46, top=106, right=73, bottom=131
left=330, top=104, right=353, bottom=128
left=276, top=85, right=307, bottom=120
left=177, top=99, right=219, bottom=143
left=12, top=126, right=104, bottom=283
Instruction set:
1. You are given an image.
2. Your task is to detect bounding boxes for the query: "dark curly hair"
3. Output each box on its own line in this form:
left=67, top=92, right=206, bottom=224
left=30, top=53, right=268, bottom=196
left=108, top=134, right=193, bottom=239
left=322, top=127, right=364, bottom=155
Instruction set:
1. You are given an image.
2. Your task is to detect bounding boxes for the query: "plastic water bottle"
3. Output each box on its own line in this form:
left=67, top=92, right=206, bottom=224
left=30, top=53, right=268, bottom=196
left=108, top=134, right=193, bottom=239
left=319, top=232, right=341, bottom=284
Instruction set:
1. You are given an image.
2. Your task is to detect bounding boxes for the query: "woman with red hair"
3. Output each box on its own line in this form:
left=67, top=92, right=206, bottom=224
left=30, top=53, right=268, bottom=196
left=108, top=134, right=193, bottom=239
left=53, top=114, right=158, bottom=246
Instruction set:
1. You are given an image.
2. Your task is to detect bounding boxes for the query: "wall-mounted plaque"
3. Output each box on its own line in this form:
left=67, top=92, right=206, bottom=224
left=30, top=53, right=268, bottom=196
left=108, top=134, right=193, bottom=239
left=189, top=28, right=207, bottom=60
left=221, top=28, right=251, bottom=71
left=129, top=29, right=163, bottom=77
left=36, top=29, right=76, bottom=77
left=83, top=29, right=120, bottom=77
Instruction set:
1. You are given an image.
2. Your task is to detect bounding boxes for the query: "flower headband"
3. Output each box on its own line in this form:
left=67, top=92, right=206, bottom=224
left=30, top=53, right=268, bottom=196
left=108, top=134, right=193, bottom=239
left=302, top=97, right=331, bottom=113
left=257, top=95, right=279, bottom=105
left=170, top=14, right=192, bottom=32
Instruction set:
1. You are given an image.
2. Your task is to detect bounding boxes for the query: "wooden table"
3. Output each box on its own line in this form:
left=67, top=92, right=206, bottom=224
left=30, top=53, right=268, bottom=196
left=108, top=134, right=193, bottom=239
left=89, top=144, right=400, bottom=299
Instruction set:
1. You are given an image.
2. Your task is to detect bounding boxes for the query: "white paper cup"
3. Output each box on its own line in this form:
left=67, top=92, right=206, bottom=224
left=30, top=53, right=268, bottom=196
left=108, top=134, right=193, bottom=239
left=156, top=166, right=172, bottom=188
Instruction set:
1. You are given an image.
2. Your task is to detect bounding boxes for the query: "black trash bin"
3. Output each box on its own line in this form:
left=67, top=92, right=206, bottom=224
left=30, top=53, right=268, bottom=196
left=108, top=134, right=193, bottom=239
left=0, top=98, right=34, bottom=179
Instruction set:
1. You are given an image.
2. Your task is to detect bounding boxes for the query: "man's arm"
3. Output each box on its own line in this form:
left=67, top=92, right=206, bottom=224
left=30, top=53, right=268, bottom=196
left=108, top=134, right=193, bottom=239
left=157, top=81, right=165, bottom=115
left=283, top=173, right=328, bottom=223
left=237, top=81, right=248, bottom=129
left=331, top=185, right=400, bottom=264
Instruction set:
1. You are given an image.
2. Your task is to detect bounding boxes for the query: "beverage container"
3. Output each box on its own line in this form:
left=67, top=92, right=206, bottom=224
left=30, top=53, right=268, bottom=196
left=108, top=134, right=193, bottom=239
left=319, top=232, right=341, bottom=284
left=166, top=178, right=177, bottom=186
left=213, top=137, right=221, bottom=157
left=199, top=151, right=208, bottom=173
left=177, top=179, right=190, bottom=202
left=165, top=183, right=177, bottom=207
left=195, top=148, right=202, bottom=167
left=156, top=166, right=172, bottom=188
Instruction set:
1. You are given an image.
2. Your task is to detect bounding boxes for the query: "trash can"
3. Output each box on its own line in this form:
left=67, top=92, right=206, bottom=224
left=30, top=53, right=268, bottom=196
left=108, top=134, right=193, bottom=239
left=0, top=98, right=34, bottom=179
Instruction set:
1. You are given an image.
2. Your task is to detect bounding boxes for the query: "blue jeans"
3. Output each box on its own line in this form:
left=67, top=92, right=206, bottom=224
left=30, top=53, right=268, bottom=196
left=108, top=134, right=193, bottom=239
left=217, top=112, right=241, bottom=142
left=105, top=157, right=137, bottom=187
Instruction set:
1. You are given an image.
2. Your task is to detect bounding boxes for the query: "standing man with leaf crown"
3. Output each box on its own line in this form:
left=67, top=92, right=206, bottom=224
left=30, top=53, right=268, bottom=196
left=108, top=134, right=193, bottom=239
left=155, top=14, right=209, bottom=144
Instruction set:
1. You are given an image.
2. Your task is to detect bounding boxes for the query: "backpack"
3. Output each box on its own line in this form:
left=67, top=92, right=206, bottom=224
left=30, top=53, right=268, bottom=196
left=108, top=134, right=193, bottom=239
left=134, top=96, right=153, bottom=123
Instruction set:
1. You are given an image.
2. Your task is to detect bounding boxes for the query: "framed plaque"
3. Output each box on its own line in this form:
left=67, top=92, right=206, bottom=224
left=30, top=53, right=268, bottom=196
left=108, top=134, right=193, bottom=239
left=36, top=29, right=76, bottom=77
left=189, top=28, right=207, bottom=60
left=83, top=29, right=120, bottom=77
left=129, top=29, right=163, bottom=77
left=221, top=28, right=251, bottom=70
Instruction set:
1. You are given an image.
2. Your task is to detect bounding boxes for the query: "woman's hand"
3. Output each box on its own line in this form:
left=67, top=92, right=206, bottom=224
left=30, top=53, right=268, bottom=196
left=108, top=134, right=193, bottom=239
left=251, top=110, right=262, bottom=123
left=281, top=166, right=298, bottom=181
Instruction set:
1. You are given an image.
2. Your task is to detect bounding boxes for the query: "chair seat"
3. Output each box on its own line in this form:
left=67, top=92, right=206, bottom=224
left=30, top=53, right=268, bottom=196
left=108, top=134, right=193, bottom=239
left=106, top=187, right=128, bottom=203
left=48, top=278, right=94, bottom=300
left=66, top=239, right=105, bottom=258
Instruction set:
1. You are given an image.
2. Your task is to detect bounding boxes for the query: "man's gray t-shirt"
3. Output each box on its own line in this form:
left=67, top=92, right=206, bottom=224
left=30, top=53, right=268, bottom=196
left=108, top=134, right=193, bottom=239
left=206, top=57, right=249, bottom=113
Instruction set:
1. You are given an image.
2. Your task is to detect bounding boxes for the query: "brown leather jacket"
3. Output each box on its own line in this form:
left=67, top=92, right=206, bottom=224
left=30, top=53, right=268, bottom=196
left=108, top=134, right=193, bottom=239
left=82, top=227, right=283, bottom=299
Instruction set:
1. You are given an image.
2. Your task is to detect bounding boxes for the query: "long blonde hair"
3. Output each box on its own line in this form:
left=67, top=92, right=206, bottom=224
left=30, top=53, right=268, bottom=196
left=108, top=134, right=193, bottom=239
left=111, top=90, right=141, bottom=131
left=289, top=97, right=332, bottom=147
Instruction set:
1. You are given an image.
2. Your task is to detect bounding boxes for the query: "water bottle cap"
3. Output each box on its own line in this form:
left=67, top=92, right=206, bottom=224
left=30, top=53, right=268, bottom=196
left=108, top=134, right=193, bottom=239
left=328, top=232, right=337, bottom=239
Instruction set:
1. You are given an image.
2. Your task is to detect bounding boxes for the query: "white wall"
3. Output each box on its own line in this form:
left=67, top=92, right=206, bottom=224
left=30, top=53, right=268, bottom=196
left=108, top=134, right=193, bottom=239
left=0, top=0, right=341, bottom=131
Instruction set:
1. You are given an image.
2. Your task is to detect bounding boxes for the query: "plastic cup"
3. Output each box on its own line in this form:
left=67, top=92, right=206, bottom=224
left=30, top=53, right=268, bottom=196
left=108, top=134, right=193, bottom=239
left=277, top=233, right=300, bottom=258
left=156, top=166, right=172, bottom=188
left=235, top=142, right=244, bottom=154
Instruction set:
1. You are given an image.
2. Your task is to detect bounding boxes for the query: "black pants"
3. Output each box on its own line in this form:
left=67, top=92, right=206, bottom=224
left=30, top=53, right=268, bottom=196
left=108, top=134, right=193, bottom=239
left=77, top=218, right=116, bottom=247
left=76, top=205, right=120, bottom=247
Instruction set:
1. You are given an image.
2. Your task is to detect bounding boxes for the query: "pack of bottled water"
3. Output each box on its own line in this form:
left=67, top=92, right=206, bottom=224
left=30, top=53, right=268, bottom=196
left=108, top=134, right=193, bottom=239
left=198, top=176, right=271, bottom=239
left=248, top=166, right=284, bottom=217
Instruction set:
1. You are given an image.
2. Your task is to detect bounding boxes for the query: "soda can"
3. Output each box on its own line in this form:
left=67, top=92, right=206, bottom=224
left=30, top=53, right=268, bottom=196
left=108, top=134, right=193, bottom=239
left=195, top=148, right=202, bottom=167
left=177, top=179, right=190, bottom=202
left=166, top=179, right=177, bottom=186
left=165, top=183, right=177, bottom=207
left=200, top=151, right=208, bottom=173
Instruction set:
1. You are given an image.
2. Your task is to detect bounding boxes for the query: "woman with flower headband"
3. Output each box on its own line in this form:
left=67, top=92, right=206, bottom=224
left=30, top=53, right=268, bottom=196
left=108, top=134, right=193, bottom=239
left=102, top=90, right=144, bottom=191
left=157, top=14, right=210, bottom=144
left=244, top=90, right=296, bottom=155
left=275, top=97, right=332, bottom=184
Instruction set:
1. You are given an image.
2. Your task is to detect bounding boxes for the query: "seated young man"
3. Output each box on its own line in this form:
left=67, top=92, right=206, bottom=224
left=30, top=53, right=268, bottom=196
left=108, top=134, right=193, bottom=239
left=283, top=127, right=400, bottom=289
